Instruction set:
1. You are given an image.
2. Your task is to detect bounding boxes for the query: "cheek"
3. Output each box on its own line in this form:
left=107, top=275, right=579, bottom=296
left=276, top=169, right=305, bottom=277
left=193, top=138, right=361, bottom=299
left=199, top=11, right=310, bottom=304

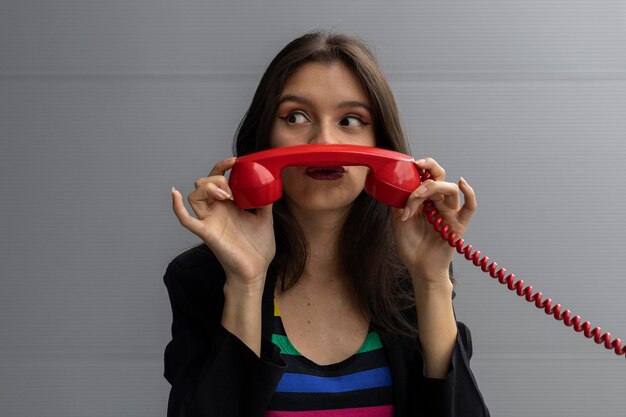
left=280, top=167, right=302, bottom=189
left=268, top=120, right=290, bottom=148
left=269, top=122, right=303, bottom=148
left=351, top=166, right=371, bottom=182
left=268, top=124, right=280, bottom=148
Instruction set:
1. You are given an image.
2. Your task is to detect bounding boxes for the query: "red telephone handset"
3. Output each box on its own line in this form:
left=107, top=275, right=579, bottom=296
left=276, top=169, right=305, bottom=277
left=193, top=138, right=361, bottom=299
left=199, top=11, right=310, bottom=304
left=229, top=144, right=422, bottom=209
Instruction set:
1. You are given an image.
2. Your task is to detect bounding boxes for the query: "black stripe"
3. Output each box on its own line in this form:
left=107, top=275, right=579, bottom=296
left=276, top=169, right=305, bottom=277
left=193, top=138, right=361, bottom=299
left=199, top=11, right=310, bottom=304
left=267, top=386, right=394, bottom=411
left=280, top=349, right=391, bottom=377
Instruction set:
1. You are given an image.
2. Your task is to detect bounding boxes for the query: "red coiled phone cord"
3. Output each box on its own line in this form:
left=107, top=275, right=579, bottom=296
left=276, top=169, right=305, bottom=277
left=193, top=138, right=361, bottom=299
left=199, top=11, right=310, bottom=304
left=418, top=169, right=626, bottom=359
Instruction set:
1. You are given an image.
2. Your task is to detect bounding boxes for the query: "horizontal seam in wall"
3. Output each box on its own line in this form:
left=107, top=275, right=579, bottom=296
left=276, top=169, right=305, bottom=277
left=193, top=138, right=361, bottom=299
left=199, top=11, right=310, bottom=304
left=1, top=72, right=626, bottom=81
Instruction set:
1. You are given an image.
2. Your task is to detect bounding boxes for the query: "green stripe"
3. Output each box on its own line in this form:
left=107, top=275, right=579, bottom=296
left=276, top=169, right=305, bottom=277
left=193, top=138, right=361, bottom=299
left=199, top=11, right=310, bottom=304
left=271, top=332, right=382, bottom=356
left=272, top=334, right=301, bottom=355
left=356, top=331, right=383, bottom=353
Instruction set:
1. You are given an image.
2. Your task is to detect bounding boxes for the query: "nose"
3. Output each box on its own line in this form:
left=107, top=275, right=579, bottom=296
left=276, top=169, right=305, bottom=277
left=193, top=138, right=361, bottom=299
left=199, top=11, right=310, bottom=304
left=308, top=120, right=341, bottom=145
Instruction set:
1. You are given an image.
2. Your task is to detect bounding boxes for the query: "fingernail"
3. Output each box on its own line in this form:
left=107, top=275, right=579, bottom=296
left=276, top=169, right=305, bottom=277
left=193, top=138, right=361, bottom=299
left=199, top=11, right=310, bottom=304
left=217, top=189, right=231, bottom=199
left=460, top=177, right=467, bottom=185
left=415, top=186, right=428, bottom=197
left=171, top=186, right=176, bottom=193
left=416, top=159, right=426, bottom=165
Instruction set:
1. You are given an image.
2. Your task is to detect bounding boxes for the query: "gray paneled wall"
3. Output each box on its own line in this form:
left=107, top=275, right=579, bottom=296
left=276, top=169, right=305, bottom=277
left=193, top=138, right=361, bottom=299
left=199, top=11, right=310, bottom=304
left=1, top=1, right=624, bottom=416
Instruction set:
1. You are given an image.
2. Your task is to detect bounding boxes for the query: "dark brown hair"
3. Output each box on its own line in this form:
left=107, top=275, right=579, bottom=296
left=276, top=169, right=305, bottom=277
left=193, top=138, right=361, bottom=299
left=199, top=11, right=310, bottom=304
left=233, top=30, right=454, bottom=338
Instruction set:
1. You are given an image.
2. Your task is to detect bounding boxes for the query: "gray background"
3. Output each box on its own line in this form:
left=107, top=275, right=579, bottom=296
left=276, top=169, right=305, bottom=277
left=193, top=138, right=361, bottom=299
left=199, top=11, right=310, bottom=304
left=1, top=0, right=625, bottom=416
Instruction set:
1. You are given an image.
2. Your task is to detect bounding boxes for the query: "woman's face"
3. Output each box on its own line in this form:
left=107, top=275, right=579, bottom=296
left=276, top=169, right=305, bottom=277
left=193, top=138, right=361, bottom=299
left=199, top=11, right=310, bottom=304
left=269, top=61, right=376, bottom=213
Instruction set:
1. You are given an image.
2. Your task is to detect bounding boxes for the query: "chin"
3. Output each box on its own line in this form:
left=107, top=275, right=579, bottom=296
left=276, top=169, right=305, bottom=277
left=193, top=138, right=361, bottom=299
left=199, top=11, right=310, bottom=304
left=281, top=168, right=368, bottom=212
left=284, top=189, right=362, bottom=213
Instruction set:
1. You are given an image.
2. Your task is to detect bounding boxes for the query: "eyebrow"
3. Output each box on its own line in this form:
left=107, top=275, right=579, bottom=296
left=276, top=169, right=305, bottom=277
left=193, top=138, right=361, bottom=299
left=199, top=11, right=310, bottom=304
left=277, top=95, right=371, bottom=112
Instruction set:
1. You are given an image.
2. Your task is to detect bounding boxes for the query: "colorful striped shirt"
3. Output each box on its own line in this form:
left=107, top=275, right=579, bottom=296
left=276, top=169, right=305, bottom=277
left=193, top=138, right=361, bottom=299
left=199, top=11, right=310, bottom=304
left=265, top=299, right=394, bottom=417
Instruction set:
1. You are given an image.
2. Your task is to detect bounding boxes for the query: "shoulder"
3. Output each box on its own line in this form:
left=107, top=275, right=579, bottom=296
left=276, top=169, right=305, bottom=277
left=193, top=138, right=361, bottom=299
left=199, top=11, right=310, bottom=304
left=163, top=243, right=227, bottom=305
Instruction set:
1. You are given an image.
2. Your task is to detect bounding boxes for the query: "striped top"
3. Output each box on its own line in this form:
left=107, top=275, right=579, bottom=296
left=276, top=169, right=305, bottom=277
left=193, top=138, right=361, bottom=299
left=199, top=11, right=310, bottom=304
left=265, top=299, right=394, bottom=417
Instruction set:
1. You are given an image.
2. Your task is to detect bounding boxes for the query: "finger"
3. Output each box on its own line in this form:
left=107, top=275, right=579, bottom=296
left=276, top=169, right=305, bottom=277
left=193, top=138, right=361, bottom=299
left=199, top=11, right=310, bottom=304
left=194, top=175, right=233, bottom=200
left=202, top=181, right=232, bottom=201
left=171, top=187, right=205, bottom=235
left=187, top=181, right=233, bottom=219
left=209, top=156, right=237, bottom=176
left=415, top=157, right=445, bottom=181
left=427, top=181, right=460, bottom=210
left=421, top=180, right=459, bottom=207
left=457, top=177, right=477, bottom=226
left=400, top=182, right=430, bottom=221
left=401, top=179, right=435, bottom=221
left=401, top=180, right=459, bottom=221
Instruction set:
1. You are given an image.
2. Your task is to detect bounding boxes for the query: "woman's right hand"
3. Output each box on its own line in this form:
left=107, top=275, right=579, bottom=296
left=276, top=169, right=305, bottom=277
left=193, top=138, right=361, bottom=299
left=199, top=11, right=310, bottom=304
left=171, top=157, right=276, bottom=291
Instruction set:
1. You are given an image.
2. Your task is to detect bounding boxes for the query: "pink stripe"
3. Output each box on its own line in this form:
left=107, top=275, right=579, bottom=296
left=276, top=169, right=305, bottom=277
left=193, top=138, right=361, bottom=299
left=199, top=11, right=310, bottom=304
left=264, top=405, right=393, bottom=417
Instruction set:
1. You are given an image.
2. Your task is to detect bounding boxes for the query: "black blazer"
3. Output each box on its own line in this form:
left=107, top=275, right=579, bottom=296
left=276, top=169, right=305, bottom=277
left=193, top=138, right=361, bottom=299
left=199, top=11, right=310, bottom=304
left=163, top=244, right=490, bottom=417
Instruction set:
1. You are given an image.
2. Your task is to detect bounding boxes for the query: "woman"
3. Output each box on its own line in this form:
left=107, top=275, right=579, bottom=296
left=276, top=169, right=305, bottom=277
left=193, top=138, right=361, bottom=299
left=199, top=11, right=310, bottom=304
left=165, top=30, right=490, bottom=417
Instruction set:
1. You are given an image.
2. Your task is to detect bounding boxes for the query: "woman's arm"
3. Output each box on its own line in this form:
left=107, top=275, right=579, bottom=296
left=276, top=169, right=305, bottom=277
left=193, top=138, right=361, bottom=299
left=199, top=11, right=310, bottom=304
left=412, top=272, right=457, bottom=378
left=163, top=257, right=286, bottom=417
left=221, top=274, right=266, bottom=356
left=393, top=163, right=474, bottom=378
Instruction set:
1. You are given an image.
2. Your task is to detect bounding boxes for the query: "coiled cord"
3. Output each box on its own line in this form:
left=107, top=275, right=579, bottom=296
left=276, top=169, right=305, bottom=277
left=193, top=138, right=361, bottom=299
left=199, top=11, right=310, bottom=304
left=419, top=170, right=626, bottom=359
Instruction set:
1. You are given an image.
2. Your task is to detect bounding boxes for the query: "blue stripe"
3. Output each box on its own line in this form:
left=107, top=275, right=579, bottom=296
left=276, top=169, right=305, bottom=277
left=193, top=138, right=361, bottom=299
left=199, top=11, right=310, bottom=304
left=275, top=367, right=392, bottom=393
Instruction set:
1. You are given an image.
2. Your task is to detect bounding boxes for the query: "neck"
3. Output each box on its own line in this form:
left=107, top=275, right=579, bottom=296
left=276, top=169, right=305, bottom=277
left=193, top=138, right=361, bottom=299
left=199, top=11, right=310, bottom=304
left=287, top=203, right=350, bottom=285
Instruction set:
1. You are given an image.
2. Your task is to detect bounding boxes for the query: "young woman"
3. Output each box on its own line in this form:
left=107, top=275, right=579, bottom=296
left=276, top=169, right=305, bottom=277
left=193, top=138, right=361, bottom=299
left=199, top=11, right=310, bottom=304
left=165, top=31, right=490, bottom=417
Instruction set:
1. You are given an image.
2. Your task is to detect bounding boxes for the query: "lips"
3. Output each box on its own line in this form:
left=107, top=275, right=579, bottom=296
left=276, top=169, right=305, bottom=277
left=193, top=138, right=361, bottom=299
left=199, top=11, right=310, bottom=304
left=305, top=166, right=346, bottom=180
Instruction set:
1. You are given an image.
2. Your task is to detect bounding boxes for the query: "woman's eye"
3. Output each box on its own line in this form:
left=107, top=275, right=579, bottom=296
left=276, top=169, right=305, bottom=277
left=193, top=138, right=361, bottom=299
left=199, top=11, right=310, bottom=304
left=284, top=111, right=309, bottom=125
left=339, top=115, right=368, bottom=127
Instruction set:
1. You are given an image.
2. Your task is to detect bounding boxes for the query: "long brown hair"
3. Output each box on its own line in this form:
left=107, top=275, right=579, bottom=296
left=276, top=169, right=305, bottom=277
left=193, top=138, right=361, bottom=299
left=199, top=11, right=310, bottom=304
left=233, top=30, right=454, bottom=338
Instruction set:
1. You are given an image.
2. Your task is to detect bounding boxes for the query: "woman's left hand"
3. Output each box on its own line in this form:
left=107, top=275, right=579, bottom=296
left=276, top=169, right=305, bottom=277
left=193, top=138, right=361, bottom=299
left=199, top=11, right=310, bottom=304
left=392, top=157, right=477, bottom=286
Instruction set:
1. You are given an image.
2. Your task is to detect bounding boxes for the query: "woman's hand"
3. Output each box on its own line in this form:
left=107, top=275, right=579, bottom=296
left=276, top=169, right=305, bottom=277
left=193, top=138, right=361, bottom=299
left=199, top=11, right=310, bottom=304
left=171, top=157, right=276, bottom=291
left=392, top=157, right=477, bottom=287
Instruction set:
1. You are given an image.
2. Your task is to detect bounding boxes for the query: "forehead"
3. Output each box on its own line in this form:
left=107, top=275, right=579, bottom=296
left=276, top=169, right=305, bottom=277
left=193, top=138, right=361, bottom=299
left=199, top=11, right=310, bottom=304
left=280, top=61, right=371, bottom=105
